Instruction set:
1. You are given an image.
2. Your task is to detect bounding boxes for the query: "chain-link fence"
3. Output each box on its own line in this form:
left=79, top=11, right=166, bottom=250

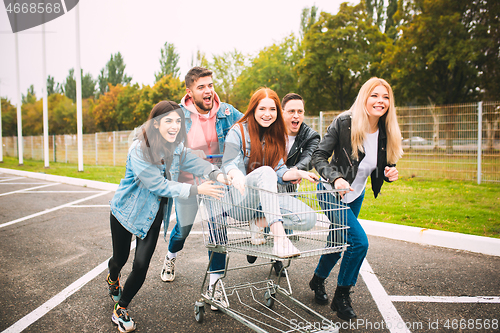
left=3, top=101, right=499, bottom=183
left=3, top=130, right=135, bottom=167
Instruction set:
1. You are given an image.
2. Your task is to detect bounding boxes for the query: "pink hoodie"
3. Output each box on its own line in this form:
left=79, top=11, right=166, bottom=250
left=178, top=93, right=221, bottom=183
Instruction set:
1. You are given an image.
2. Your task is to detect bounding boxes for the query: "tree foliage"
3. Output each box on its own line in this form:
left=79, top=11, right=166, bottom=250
left=97, top=52, right=132, bottom=96
left=1, top=97, right=17, bottom=136
left=389, top=0, right=482, bottom=105
left=298, top=2, right=390, bottom=113
left=132, top=74, right=185, bottom=126
left=63, top=68, right=96, bottom=102
left=155, top=42, right=180, bottom=82
left=209, top=49, right=247, bottom=107
left=232, top=35, right=301, bottom=112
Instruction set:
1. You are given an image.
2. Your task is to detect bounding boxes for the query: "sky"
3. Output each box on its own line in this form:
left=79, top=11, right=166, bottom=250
left=0, top=0, right=358, bottom=104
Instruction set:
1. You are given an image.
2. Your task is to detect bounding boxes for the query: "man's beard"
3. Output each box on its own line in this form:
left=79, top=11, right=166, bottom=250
left=194, top=96, right=213, bottom=112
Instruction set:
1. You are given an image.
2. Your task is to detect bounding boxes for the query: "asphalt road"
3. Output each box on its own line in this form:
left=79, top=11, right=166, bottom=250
left=0, top=172, right=499, bottom=333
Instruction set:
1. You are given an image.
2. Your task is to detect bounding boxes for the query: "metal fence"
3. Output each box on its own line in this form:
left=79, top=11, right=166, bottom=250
left=3, top=101, right=499, bottom=183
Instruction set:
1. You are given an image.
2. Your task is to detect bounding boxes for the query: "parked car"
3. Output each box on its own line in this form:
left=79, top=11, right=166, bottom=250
left=402, top=136, right=428, bottom=145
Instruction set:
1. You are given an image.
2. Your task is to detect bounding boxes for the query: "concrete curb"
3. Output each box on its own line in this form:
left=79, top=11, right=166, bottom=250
left=1, top=167, right=499, bottom=257
left=359, top=219, right=500, bottom=257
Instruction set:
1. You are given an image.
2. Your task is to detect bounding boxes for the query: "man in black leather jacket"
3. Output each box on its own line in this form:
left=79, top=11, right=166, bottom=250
left=269, top=93, right=320, bottom=276
left=282, top=93, right=320, bottom=171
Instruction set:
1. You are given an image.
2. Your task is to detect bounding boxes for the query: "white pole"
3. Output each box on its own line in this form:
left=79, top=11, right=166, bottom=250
left=0, top=80, right=3, bottom=163
left=15, top=33, right=23, bottom=165
left=95, top=132, right=98, bottom=165
left=113, top=131, right=116, bottom=166
left=42, top=23, right=49, bottom=168
left=319, top=111, right=324, bottom=138
left=477, top=101, right=482, bottom=185
left=75, top=4, right=83, bottom=171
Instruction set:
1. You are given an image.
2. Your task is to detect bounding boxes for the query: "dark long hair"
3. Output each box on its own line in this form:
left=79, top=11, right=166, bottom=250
left=138, top=101, right=187, bottom=165
left=237, top=88, right=287, bottom=173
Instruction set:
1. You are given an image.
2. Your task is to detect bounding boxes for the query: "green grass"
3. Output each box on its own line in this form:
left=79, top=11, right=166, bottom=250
left=1, top=155, right=499, bottom=239
left=0, top=156, right=125, bottom=184
left=361, top=177, right=500, bottom=238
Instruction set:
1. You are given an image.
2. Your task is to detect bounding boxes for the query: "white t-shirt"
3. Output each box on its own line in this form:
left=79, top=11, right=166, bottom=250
left=322, top=130, right=379, bottom=204
left=286, top=135, right=296, bottom=154
left=343, top=130, right=378, bottom=203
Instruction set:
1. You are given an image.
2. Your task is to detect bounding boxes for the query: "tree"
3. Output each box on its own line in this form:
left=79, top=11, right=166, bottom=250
left=389, top=0, right=481, bottom=105
left=234, top=35, right=301, bottom=111
left=64, top=68, right=96, bottom=102
left=384, top=0, right=398, bottom=37
left=48, top=94, right=76, bottom=135
left=1, top=97, right=17, bottom=136
left=22, top=85, right=36, bottom=104
left=366, top=0, right=385, bottom=29
left=133, top=75, right=185, bottom=125
left=92, top=84, right=126, bottom=131
left=300, top=6, right=318, bottom=40
left=47, top=75, right=62, bottom=95
left=190, top=49, right=209, bottom=68
left=155, top=42, right=180, bottom=82
left=209, top=49, right=247, bottom=105
left=97, top=52, right=132, bottom=96
left=297, top=3, right=390, bottom=113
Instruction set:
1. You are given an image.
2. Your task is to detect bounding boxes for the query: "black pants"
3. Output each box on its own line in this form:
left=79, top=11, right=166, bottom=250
left=108, top=203, right=164, bottom=308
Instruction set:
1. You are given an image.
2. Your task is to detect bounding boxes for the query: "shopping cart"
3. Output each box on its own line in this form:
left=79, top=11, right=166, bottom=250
left=194, top=155, right=349, bottom=333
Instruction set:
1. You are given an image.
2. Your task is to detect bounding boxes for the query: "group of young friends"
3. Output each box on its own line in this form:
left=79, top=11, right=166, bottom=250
left=105, top=66, right=403, bottom=332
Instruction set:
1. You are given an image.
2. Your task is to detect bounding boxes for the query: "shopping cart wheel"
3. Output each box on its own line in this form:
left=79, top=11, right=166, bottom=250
left=194, top=302, right=205, bottom=323
left=264, top=290, right=275, bottom=308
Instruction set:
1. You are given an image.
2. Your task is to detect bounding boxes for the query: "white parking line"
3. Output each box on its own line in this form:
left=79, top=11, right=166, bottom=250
left=0, top=191, right=111, bottom=229
left=21, top=190, right=104, bottom=193
left=0, top=177, right=25, bottom=182
left=390, top=296, right=500, bottom=303
left=1, top=243, right=137, bottom=333
left=360, top=259, right=411, bottom=333
left=0, top=183, right=58, bottom=197
left=0, top=182, right=52, bottom=185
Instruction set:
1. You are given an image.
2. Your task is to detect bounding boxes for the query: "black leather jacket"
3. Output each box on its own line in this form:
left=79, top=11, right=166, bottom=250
left=286, top=123, right=320, bottom=171
left=311, top=111, right=394, bottom=198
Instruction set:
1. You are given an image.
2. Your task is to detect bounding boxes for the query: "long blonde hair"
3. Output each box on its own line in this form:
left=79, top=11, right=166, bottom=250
left=350, top=77, right=403, bottom=164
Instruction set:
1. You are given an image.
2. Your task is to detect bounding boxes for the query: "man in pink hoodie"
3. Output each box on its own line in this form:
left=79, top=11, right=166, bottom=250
left=160, top=67, right=242, bottom=310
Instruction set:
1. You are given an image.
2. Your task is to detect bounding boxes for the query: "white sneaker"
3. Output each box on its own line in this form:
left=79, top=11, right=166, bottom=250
left=249, top=219, right=266, bottom=245
left=160, top=256, right=175, bottom=282
left=273, top=237, right=300, bottom=258
left=206, top=280, right=228, bottom=311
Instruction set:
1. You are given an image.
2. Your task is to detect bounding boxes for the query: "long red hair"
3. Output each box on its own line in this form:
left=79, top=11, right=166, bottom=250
left=237, top=87, right=287, bottom=173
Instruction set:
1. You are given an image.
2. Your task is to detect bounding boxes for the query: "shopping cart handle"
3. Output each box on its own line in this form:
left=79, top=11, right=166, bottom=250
left=206, top=154, right=224, bottom=159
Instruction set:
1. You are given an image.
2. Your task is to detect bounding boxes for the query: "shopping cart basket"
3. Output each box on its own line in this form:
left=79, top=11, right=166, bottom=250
left=194, top=155, right=349, bottom=333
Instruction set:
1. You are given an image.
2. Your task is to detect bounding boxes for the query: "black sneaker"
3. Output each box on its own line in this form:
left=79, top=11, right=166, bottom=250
left=107, top=274, right=122, bottom=303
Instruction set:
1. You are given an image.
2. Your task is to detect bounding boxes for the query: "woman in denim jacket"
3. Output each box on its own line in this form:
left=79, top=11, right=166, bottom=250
left=222, top=88, right=319, bottom=259
left=106, top=101, right=227, bottom=332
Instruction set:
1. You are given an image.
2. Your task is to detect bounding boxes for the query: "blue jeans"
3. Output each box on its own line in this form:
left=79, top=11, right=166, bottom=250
left=168, top=196, right=226, bottom=272
left=314, top=183, right=368, bottom=287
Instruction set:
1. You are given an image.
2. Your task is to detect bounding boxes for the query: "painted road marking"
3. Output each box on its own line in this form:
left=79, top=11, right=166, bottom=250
left=0, top=183, right=58, bottom=197
left=390, top=296, right=500, bottom=303
left=360, top=259, right=412, bottom=333
left=0, top=191, right=111, bottom=229
left=0, top=177, right=25, bottom=182
left=1, top=243, right=137, bottom=333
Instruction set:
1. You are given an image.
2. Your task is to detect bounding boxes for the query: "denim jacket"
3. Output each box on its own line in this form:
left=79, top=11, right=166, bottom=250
left=110, top=140, right=217, bottom=239
left=222, top=122, right=289, bottom=184
left=182, top=102, right=243, bottom=153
